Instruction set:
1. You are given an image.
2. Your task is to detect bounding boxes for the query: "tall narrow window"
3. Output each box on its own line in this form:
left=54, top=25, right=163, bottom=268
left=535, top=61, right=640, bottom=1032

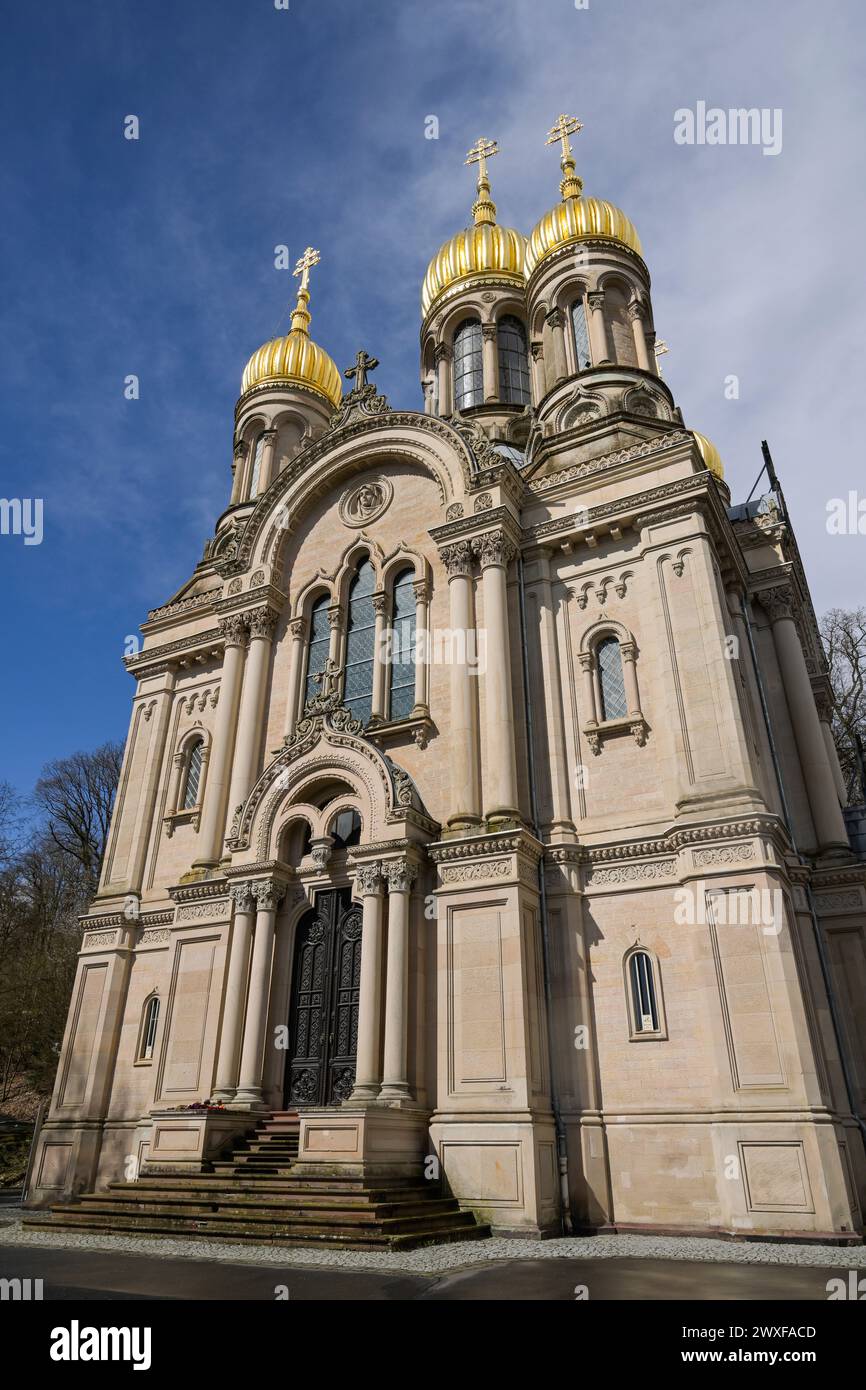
left=597, top=636, right=628, bottom=721
left=249, top=433, right=265, bottom=498
left=343, top=559, right=376, bottom=724
left=572, top=299, right=591, bottom=370
left=139, top=995, right=160, bottom=1062
left=389, top=568, right=416, bottom=721
left=629, top=951, right=659, bottom=1034
left=182, top=738, right=204, bottom=809
left=497, top=315, right=531, bottom=404
left=453, top=319, right=483, bottom=409
left=304, top=595, right=331, bottom=706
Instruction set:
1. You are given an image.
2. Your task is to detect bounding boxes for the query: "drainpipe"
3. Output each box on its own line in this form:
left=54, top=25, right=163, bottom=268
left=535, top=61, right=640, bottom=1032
left=517, top=554, right=572, bottom=1234
left=738, top=592, right=866, bottom=1151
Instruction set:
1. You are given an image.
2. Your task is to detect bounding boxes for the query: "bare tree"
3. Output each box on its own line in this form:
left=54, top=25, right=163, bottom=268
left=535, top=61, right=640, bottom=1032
left=33, top=742, right=123, bottom=896
left=820, top=607, right=866, bottom=803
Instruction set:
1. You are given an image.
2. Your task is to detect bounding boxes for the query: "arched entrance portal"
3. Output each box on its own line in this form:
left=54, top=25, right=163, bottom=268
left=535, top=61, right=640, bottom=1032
left=283, top=886, right=362, bottom=1108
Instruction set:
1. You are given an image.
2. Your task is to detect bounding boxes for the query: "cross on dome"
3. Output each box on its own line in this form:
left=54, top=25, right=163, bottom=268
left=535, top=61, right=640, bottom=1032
left=465, top=136, right=500, bottom=227
left=545, top=112, right=584, bottom=201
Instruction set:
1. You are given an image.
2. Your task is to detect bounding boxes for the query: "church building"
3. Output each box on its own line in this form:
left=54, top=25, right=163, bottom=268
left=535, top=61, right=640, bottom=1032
left=28, top=118, right=866, bottom=1243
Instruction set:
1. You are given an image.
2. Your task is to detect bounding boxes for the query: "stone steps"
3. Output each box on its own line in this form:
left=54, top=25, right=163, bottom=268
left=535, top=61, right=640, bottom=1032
left=24, top=1111, right=489, bottom=1251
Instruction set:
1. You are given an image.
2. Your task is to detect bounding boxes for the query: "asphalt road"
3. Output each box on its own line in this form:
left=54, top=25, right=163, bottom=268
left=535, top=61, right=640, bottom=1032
left=0, top=1244, right=850, bottom=1301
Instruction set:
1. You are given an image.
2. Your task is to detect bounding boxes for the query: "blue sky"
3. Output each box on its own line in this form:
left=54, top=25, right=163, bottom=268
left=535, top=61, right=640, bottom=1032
left=1, top=0, right=864, bottom=797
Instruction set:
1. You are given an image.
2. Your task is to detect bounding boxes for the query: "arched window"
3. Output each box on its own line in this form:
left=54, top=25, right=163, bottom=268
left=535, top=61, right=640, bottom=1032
left=572, top=299, right=591, bottom=370
left=330, top=807, right=362, bottom=849
left=389, top=568, right=416, bottom=721
left=138, top=995, right=160, bottom=1062
left=248, top=433, right=266, bottom=498
left=304, top=595, right=331, bottom=706
left=626, top=949, right=664, bottom=1037
left=343, top=559, right=376, bottom=724
left=182, top=738, right=204, bottom=809
left=497, top=316, right=530, bottom=404
left=453, top=319, right=483, bottom=409
left=597, top=636, right=628, bottom=721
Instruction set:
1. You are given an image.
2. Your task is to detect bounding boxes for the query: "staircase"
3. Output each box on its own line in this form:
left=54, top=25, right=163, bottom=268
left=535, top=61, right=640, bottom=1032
left=24, top=1112, right=490, bottom=1251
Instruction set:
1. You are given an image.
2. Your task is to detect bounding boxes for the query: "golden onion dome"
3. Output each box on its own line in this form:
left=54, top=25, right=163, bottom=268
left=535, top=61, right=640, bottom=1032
left=691, top=430, right=725, bottom=480
left=421, top=137, right=527, bottom=319
left=526, top=113, right=643, bottom=277
left=240, top=247, right=342, bottom=409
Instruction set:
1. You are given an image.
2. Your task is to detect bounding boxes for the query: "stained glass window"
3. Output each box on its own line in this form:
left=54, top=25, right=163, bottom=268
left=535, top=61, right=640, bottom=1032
left=249, top=433, right=265, bottom=498
left=183, top=739, right=204, bottom=809
left=304, top=595, right=331, bottom=706
left=572, top=299, right=591, bottom=370
left=453, top=319, right=483, bottom=409
left=597, top=636, right=628, bottom=720
left=389, top=568, right=416, bottom=721
left=497, top=315, right=530, bottom=404
left=343, top=559, right=376, bottom=724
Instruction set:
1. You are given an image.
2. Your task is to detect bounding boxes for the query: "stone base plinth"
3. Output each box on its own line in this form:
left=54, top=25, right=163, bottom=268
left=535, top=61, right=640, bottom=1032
left=292, top=1104, right=430, bottom=1178
left=139, top=1108, right=260, bottom=1174
left=429, top=1115, right=560, bottom=1235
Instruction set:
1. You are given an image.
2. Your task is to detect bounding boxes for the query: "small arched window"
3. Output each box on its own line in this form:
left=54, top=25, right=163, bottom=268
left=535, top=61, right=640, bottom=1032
left=182, top=738, right=204, bottom=809
left=453, top=319, right=483, bottom=409
left=572, top=299, right=591, bottom=370
left=344, top=559, right=376, bottom=724
left=138, top=995, right=160, bottom=1062
left=389, top=568, right=416, bottom=721
left=497, top=316, right=530, bottom=404
left=304, top=595, right=331, bottom=706
left=597, top=636, right=628, bottom=721
left=330, top=807, right=362, bottom=849
left=249, top=433, right=266, bottom=498
left=626, top=949, right=665, bottom=1038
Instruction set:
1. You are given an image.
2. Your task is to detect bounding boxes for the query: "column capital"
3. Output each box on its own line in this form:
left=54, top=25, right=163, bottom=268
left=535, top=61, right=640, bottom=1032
left=472, top=528, right=517, bottom=570
left=587, top=290, right=605, bottom=311
left=250, top=878, right=286, bottom=912
left=758, top=584, right=796, bottom=623
left=229, top=881, right=255, bottom=913
left=219, top=613, right=249, bottom=649
left=413, top=577, right=431, bottom=603
left=261, top=428, right=278, bottom=444
left=627, top=298, right=645, bottom=322
left=372, top=590, right=388, bottom=616
left=384, top=858, right=419, bottom=894
left=247, top=605, right=279, bottom=642
left=288, top=615, right=307, bottom=640
left=620, top=639, right=638, bottom=664
left=326, top=603, right=344, bottom=631
left=233, top=439, right=249, bottom=462
left=354, top=860, right=384, bottom=895
left=530, top=339, right=544, bottom=361
left=433, top=342, right=452, bottom=365
left=439, top=539, right=474, bottom=579
left=481, top=322, right=498, bottom=341
left=545, top=307, right=565, bottom=328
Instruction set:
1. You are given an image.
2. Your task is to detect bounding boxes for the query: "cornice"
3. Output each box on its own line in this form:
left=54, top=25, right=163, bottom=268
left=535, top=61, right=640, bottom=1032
left=526, top=429, right=691, bottom=497
left=124, top=629, right=223, bottom=678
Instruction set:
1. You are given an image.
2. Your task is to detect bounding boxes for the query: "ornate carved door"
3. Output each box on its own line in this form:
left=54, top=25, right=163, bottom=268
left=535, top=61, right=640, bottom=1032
left=284, top=887, right=362, bottom=1107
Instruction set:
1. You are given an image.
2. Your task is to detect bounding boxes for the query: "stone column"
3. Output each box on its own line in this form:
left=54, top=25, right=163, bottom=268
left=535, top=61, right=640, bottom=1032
left=816, top=694, right=848, bottom=806
left=127, top=669, right=177, bottom=892
left=434, top=344, right=452, bottom=417
left=545, top=308, right=568, bottom=383
left=529, top=341, right=545, bottom=402
left=587, top=291, right=611, bottom=365
left=212, top=882, right=255, bottom=1101
left=327, top=603, right=343, bottom=668
left=620, top=639, right=641, bottom=715
left=440, top=541, right=482, bottom=826
left=474, top=530, right=520, bottom=822
left=533, top=552, right=573, bottom=830
left=761, top=586, right=850, bottom=851
left=194, top=615, right=247, bottom=866
left=628, top=301, right=652, bottom=370
left=233, top=879, right=285, bottom=1109
left=380, top=859, right=418, bottom=1100
left=283, top=616, right=307, bottom=740
left=371, top=591, right=389, bottom=722
left=350, top=863, right=385, bottom=1101
left=482, top=323, right=499, bottom=402
left=262, top=899, right=299, bottom=1105
left=256, top=429, right=279, bottom=494
left=578, top=650, right=597, bottom=728
left=412, top=578, right=430, bottom=715
left=230, top=440, right=247, bottom=506
left=225, top=606, right=278, bottom=838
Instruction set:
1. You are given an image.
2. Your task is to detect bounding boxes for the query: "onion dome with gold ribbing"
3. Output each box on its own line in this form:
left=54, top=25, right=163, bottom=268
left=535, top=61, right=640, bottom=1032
left=241, top=247, right=342, bottom=408
left=421, top=137, right=527, bottom=319
left=525, top=114, right=643, bottom=277
left=691, top=430, right=725, bottom=480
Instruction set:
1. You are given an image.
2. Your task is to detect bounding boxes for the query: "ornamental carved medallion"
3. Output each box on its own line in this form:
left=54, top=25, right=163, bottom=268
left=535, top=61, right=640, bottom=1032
left=339, top=477, right=393, bottom=528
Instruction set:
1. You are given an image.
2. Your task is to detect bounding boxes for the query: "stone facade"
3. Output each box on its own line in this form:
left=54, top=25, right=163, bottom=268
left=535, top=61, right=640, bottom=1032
left=28, top=158, right=866, bottom=1241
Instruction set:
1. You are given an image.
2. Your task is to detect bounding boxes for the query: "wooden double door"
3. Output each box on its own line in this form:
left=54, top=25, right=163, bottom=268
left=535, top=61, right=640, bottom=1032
left=283, top=886, right=362, bottom=1108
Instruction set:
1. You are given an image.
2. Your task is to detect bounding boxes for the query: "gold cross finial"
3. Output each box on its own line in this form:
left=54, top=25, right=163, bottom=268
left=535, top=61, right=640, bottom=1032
left=293, top=246, right=321, bottom=294
left=653, top=339, right=669, bottom=377
left=546, top=114, right=584, bottom=200
left=465, top=137, right=499, bottom=226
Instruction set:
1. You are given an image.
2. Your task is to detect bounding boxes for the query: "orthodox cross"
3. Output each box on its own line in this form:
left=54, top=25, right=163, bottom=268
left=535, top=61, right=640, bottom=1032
left=653, top=339, right=669, bottom=376
left=293, top=246, right=321, bottom=293
left=546, top=112, right=583, bottom=159
left=345, top=349, right=379, bottom=390
left=465, top=136, right=499, bottom=182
